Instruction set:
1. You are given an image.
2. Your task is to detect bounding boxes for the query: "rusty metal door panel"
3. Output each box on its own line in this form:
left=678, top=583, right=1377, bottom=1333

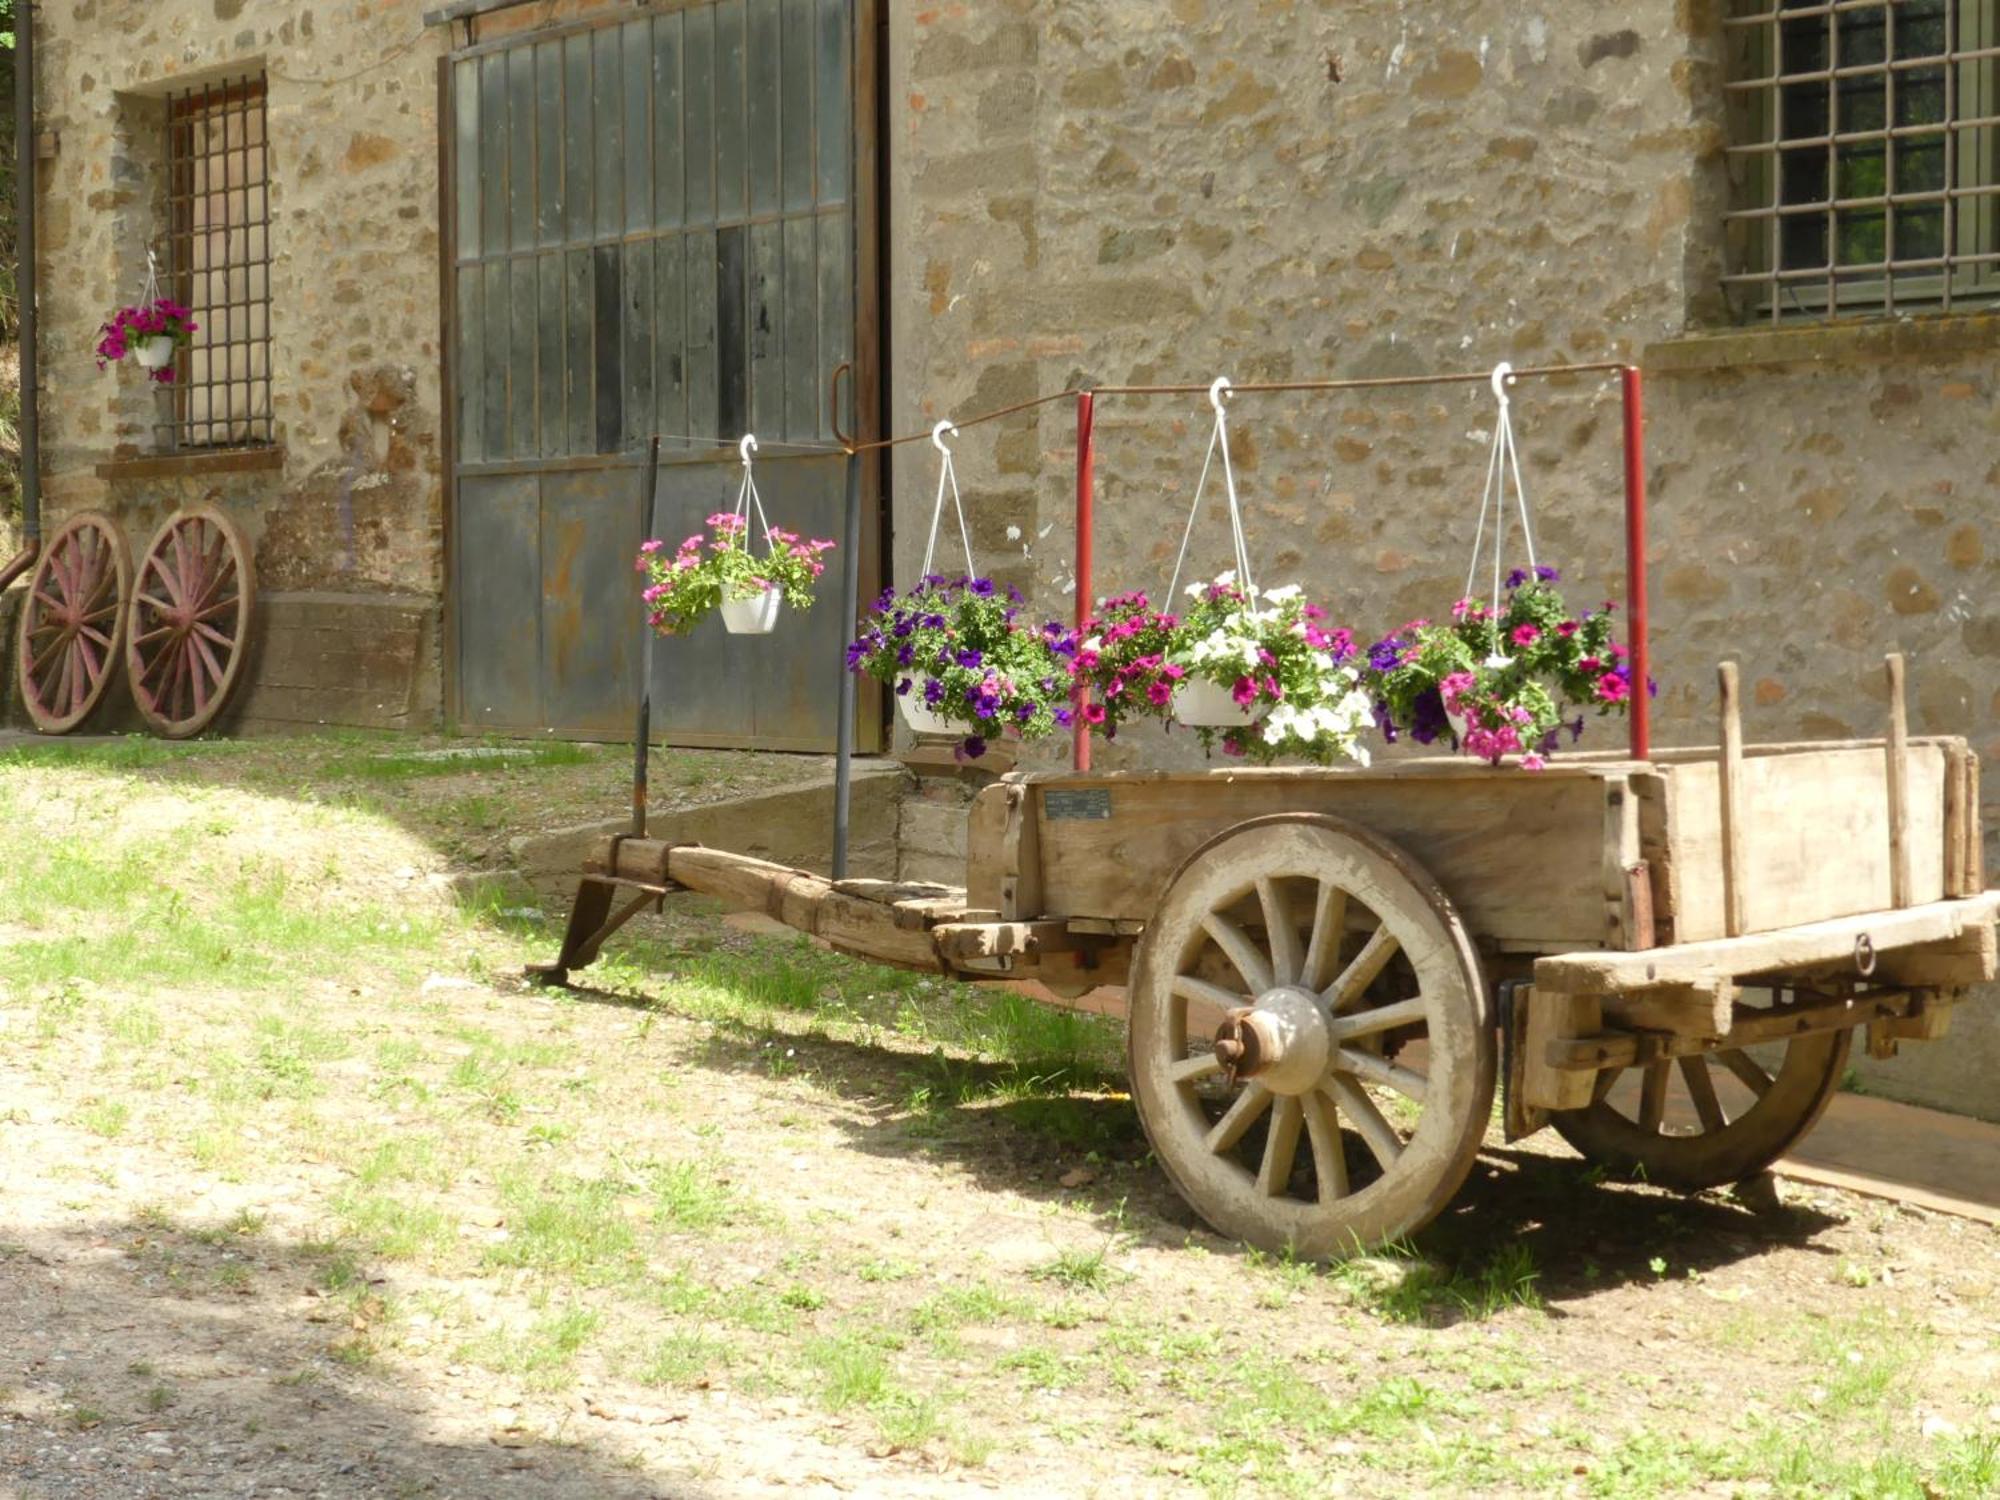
left=447, top=1, right=877, bottom=748
left=455, top=474, right=542, bottom=732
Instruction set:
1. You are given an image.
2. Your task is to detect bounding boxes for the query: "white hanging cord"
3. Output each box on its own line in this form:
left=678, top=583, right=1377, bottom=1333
left=140, top=248, right=162, bottom=307
left=1165, top=377, right=1256, bottom=604
left=1462, top=362, right=1539, bottom=606
left=732, top=433, right=775, bottom=553
left=917, top=420, right=976, bottom=581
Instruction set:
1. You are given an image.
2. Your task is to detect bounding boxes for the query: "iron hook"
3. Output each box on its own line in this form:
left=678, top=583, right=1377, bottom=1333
left=739, top=433, right=758, bottom=467
left=931, top=420, right=959, bottom=454
left=1489, top=361, right=1516, bottom=405
left=1208, top=375, right=1233, bottom=416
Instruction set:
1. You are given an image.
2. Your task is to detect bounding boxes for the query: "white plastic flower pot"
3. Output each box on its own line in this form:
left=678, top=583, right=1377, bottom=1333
left=897, top=675, right=958, bottom=736
left=720, top=588, right=781, bottom=635
left=1172, top=677, right=1268, bottom=729
left=134, top=336, right=177, bottom=371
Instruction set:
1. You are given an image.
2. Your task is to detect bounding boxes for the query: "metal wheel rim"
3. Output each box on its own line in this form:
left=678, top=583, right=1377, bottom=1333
left=125, top=507, right=255, bottom=740
left=1550, top=1026, right=1852, bottom=1189
left=17, top=511, right=131, bottom=735
left=1128, top=815, right=1496, bottom=1257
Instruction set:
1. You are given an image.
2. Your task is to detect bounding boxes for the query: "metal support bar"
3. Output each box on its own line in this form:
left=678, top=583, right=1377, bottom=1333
left=1073, top=390, right=1095, bottom=773
left=1621, top=365, right=1651, bottom=761
left=832, top=450, right=862, bottom=878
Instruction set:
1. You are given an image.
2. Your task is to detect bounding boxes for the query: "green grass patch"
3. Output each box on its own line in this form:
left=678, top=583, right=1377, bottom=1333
left=485, top=1172, right=638, bottom=1283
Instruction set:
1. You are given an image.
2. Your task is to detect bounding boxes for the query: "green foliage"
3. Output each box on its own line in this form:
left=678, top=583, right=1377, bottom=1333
left=639, top=513, right=834, bottom=634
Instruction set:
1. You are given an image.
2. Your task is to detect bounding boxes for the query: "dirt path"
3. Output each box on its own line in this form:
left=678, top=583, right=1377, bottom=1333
left=0, top=740, right=1995, bottom=1499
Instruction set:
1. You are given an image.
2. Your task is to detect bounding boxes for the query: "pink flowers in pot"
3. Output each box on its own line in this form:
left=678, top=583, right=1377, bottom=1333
left=96, top=299, right=199, bottom=383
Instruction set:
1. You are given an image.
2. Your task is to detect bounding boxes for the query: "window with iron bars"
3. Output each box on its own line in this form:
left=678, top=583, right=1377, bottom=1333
left=161, top=76, right=274, bottom=450
left=1722, top=1, right=2000, bottom=322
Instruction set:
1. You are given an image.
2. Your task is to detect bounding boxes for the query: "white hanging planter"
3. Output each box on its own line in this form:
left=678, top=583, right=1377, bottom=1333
left=720, top=587, right=781, bottom=635
left=1173, top=677, right=1268, bottom=729
left=898, top=675, right=959, bottom=736
left=134, top=336, right=177, bottom=371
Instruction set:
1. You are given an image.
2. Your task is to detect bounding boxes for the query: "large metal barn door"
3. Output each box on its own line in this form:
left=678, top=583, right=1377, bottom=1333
left=445, top=2, right=879, bottom=750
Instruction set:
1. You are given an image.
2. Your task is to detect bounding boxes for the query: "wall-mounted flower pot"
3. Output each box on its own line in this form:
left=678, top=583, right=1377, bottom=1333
left=898, top=675, right=957, bottom=735
left=720, top=589, right=781, bottom=635
left=1172, top=677, right=1267, bottom=728
left=134, top=336, right=177, bottom=371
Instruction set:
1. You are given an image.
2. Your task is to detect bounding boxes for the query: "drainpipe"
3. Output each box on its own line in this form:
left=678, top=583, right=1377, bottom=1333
left=2, top=0, right=40, bottom=589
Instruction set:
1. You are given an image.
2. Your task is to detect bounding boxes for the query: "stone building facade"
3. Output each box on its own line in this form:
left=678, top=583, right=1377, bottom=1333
left=17, top=0, right=1998, bottom=1117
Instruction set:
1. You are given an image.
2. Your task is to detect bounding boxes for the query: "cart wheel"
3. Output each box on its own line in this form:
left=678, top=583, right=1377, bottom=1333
left=1549, top=1026, right=1851, bottom=1190
left=16, top=511, right=132, bottom=734
left=125, top=507, right=256, bottom=739
left=1128, top=814, right=1496, bottom=1257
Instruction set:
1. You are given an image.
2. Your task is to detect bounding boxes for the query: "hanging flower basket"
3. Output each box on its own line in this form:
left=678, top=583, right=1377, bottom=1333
left=846, top=575, right=1080, bottom=761
left=96, top=299, right=198, bottom=384
left=637, top=515, right=834, bottom=637
left=1170, top=676, right=1267, bottom=728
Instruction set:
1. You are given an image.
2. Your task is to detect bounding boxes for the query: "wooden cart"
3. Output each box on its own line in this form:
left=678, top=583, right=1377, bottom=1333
left=537, top=676, right=1996, bottom=1256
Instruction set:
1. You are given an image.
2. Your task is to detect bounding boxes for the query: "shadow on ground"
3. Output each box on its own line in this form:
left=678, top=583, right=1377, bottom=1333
left=0, top=1218, right=709, bottom=1500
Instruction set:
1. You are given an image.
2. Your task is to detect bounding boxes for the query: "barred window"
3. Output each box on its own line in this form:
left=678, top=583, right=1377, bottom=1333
left=163, top=76, right=273, bottom=449
left=1722, top=1, right=2000, bottom=322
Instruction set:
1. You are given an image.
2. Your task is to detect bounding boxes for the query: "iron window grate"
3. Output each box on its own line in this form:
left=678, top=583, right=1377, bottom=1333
left=1722, top=0, right=2000, bottom=322
left=160, top=75, right=274, bottom=450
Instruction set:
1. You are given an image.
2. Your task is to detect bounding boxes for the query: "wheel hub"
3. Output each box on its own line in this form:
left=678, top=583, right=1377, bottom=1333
left=1214, top=985, right=1332, bottom=1095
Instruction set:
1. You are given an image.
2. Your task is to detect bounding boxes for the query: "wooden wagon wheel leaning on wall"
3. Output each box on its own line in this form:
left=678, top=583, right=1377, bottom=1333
left=16, top=511, right=133, bottom=733
left=124, top=506, right=256, bottom=739
left=1127, top=814, right=1498, bottom=1256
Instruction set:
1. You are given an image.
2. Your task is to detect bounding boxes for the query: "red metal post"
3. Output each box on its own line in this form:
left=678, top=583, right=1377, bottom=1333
left=1621, top=365, right=1651, bottom=762
left=1073, top=390, right=1096, bottom=772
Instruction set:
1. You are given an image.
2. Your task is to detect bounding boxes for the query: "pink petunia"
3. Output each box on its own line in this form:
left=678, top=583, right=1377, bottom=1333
left=1231, top=675, right=1259, bottom=707
left=1520, top=752, right=1547, bottom=771
left=1596, top=672, right=1631, bottom=704
left=1511, top=623, right=1541, bottom=647
left=1146, top=679, right=1173, bottom=707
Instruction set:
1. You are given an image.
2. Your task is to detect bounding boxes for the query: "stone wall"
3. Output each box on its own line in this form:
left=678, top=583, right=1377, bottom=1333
left=884, top=2, right=2000, bottom=1118
left=30, top=0, right=449, bottom=729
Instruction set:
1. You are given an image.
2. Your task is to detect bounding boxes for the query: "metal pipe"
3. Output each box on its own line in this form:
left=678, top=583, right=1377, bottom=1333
left=16, top=0, right=39, bottom=544
left=831, top=450, right=861, bottom=878
left=632, top=435, right=662, bottom=838
left=1621, top=366, right=1651, bottom=763
left=1072, top=390, right=1095, bottom=773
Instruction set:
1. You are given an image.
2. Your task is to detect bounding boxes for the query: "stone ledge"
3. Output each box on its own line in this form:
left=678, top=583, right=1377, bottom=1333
left=1649, top=311, right=2000, bottom=375
left=94, top=446, right=284, bottom=481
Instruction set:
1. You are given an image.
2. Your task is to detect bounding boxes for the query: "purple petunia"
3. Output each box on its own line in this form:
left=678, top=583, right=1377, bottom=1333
left=922, top=677, right=947, bottom=707
left=1368, top=638, right=1405, bottom=673
left=955, top=648, right=983, bottom=669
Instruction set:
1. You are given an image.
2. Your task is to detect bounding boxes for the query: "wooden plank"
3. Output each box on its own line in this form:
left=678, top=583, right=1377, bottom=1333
left=1600, top=981, right=1737, bottom=1040
left=664, top=845, right=941, bottom=971
left=815, top=206, right=851, bottom=441
left=1000, top=784, right=1043, bottom=921
left=1520, top=989, right=1601, bottom=1112
left=481, top=261, right=510, bottom=461
left=966, top=784, right=1011, bottom=912
left=454, top=265, right=484, bottom=464
left=684, top=227, right=720, bottom=442
left=478, top=52, right=509, bottom=254
left=653, top=11, right=685, bottom=229
left=592, top=24, right=624, bottom=241
left=653, top=234, right=687, bottom=448
left=1013, top=771, right=1613, bottom=944
left=1963, top=748, right=1986, bottom=897
left=814, top=0, right=849, bottom=205
left=716, top=225, right=749, bottom=437
left=1718, top=662, right=1746, bottom=938
left=506, top=43, right=536, bottom=252
left=780, top=0, right=815, bottom=213
left=1602, top=773, right=1642, bottom=950
left=534, top=39, right=564, bottom=245
left=714, top=0, right=747, bottom=223
left=683, top=4, right=716, bottom=224
left=535, top=251, right=565, bottom=457
left=622, top=241, right=654, bottom=449
left=1874, top=921, right=1997, bottom=988
left=1662, top=746, right=1951, bottom=941
left=507, top=255, right=536, bottom=459
left=452, top=58, right=481, bottom=261
left=1547, top=988, right=1921, bottom=1072
left=621, top=19, right=653, bottom=235
left=746, top=0, right=781, bottom=218
left=782, top=215, right=818, bottom=441
left=932, top=921, right=1132, bottom=988
left=592, top=245, right=624, bottom=454
left=1886, top=653, right=1912, bottom=909
left=1943, top=740, right=1968, bottom=898
left=1534, top=891, right=2000, bottom=994
left=564, top=248, right=594, bottom=455
left=748, top=219, right=783, bottom=439
left=562, top=32, right=593, bottom=241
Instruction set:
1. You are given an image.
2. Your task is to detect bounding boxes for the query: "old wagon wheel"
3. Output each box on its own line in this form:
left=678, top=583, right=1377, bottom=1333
left=125, top=506, right=256, bottom=739
left=16, top=510, right=132, bottom=734
left=1549, top=1025, right=1851, bottom=1190
left=1128, top=814, right=1496, bottom=1257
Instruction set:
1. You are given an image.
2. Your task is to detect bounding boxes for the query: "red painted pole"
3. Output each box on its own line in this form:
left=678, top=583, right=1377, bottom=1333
left=1073, top=390, right=1095, bottom=772
left=1621, top=364, right=1651, bottom=762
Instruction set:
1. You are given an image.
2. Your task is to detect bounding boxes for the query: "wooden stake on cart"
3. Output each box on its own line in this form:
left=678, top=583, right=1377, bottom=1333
left=1885, top=651, right=1912, bottom=910
left=1717, top=662, right=1747, bottom=939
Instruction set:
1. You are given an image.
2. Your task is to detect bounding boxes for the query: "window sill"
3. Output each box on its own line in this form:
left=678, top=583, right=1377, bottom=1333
left=1647, top=312, right=2000, bottom=376
left=94, top=446, right=283, bottom=481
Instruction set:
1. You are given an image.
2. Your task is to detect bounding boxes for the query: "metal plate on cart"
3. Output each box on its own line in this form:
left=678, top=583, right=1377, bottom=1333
left=1044, top=788, right=1112, bottom=821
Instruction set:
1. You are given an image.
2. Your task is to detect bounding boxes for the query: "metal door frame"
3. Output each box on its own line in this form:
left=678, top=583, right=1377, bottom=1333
left=437, top=0, right=883, bottom=749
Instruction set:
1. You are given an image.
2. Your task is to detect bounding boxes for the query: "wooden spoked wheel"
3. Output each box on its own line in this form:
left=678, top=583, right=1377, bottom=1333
left=1127, top=815, right=1496, bottom=1257
left=1550, top=1026, right=1851, bottom=1190
left=124, top=506, right=256, bottom=739
left=16, top=511, right=132, bottom=734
